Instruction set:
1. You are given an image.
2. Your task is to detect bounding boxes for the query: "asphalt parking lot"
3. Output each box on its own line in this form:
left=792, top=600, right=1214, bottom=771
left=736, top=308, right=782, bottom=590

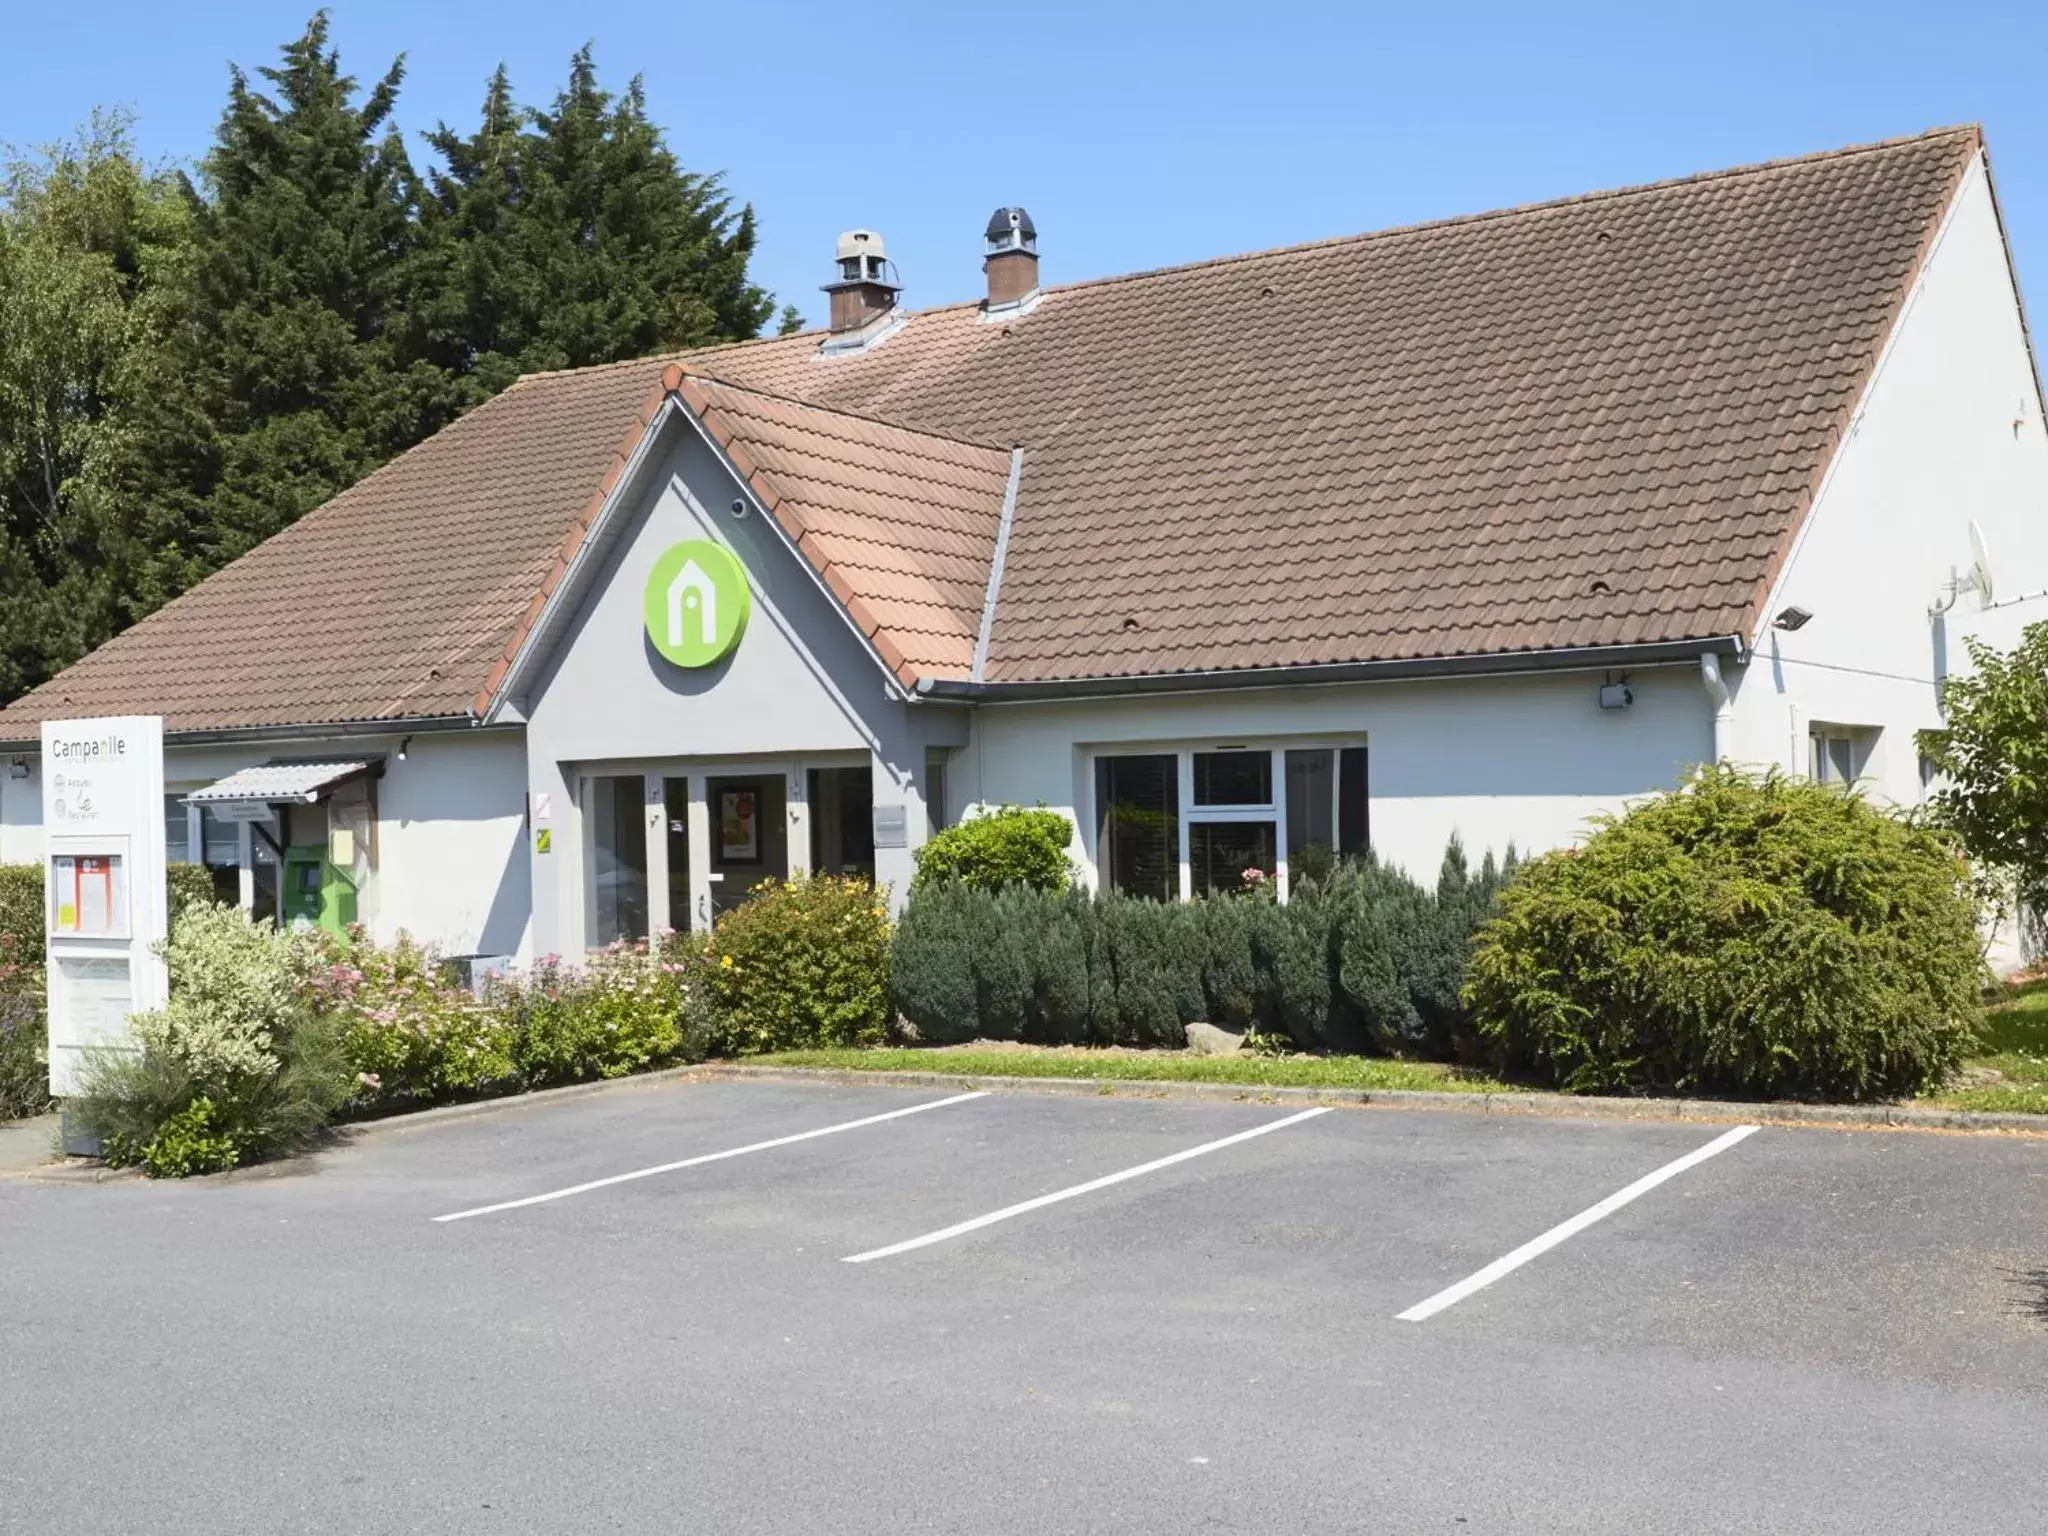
left=3, top=1079, right=2045, bottom=1535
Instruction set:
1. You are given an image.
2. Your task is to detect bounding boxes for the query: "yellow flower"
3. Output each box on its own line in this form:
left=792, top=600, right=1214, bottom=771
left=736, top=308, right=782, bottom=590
left=720, top=954, right=735, bottom=969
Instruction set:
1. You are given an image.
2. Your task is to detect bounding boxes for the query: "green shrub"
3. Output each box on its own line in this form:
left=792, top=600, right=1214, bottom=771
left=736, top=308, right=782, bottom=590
left=128, top=903, right=316, bottom=1079
left=496, top=940, right=705, bottom=1087
left=66, top=906, right=352, bottom=1175
left=912, top=806, right=1073, bottom=892
left=0, top=863, right=44, bottom=972
left=708, top=875, right=891, bottom=1052
left=120, top=1097, right=241, bottom=1178
left=167, top=863, right=218, bottom=925
left=1465, top=765, right=1983, bottom=1101
left=306, top=932, right=522, bottom=1109
left=0, top=977, right=51, bottom=1121
left=888, top=880, right=987, bottom=1043
left=76, top=1008, right=352, bottom=1175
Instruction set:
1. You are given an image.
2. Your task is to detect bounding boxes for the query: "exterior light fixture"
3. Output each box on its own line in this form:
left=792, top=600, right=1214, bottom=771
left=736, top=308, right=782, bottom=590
left=397, top=736, right=413, bottom=763
left=1598, top=682, right=1634, bottom=711
left=1773, top=605, right=1813, bottom=631
left=7, top=757, right=27, bottom=779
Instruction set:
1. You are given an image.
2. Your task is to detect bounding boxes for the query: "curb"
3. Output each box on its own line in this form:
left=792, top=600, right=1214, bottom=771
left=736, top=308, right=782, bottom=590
left=333, top=1063, right=712, bottom=1139
left=692, top=1063, right=2048, bottom=1136
left=8, top=1060, right=2041, bottom=1181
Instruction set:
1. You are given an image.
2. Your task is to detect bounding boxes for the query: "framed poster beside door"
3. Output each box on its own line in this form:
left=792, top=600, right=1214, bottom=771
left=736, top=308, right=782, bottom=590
left=718, top=786, right=760, bottom=863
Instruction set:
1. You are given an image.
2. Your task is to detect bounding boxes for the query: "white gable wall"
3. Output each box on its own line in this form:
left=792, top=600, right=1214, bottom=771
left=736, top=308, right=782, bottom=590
left=1726, top=152, right=2048, bottom=807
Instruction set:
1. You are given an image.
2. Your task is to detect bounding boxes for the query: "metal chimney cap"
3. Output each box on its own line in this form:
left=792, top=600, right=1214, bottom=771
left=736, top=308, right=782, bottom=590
left=984, top=206, right=1037, bottom=243
left=835, top=228, right=886, bottom=261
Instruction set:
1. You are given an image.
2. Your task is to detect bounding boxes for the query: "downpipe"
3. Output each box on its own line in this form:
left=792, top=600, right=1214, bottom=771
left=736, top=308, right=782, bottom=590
left=1699, top=653, right=1733, bottom=762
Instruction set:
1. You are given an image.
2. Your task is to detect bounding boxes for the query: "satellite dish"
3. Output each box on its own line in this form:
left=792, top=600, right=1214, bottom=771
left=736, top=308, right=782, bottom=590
left=1969, top=520, right=1995, bottom=607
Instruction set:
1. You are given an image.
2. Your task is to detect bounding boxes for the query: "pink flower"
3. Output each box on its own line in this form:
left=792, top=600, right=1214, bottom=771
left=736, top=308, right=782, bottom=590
left=358, top=1072, right=382, bottom=1089
left=1242, top=867, right=1267, bottom=884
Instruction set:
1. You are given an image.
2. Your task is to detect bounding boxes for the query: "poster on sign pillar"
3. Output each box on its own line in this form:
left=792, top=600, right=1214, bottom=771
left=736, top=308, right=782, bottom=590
left=41, top=716, right=169, bottom=1097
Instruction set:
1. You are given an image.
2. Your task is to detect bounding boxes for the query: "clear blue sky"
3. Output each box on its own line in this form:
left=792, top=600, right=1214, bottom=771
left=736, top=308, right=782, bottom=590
left=4, top=1, right=2045, bottom=332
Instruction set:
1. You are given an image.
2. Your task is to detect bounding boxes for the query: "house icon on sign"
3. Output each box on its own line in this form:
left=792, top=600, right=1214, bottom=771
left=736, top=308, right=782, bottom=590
left=667, top=559, right=717, bottom=649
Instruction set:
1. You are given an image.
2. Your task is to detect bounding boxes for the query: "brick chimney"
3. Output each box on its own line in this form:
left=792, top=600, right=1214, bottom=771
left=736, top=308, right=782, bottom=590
left=822, top=229, right=900, bottom=333
left=983, top=207, right=1039, bottom=310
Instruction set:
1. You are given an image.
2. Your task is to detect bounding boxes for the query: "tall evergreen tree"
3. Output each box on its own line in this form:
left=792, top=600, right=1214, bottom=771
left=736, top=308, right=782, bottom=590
left=124, top=11, right=455, bottom=591
left=417, top=47, right=776, bottom=392
left=0, top=112, right=189, bottom=697
left=0, top=18, right=791, bottom=706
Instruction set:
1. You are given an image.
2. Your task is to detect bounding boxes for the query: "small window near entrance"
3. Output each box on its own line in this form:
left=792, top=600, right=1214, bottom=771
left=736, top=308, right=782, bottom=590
left=1810, top=727, right=1876, bottom=787
left=925, top=750, right=950, bottom=841
left=1095, top=754, right=1179, bottom=901
left=807, top=767, right=875, bottom=883
left=163, top=795, right=192, bottom=864
left=200, top=806, right=241, bottom=905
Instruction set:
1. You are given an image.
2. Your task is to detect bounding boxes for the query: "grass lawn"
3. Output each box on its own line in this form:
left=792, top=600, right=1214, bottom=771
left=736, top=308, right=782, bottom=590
left=1924, top=980, right=2048, bottom=1115
left=750, top=1046, right=1517, bottom=1094
left=759, top=987, right=2048, bottom=1114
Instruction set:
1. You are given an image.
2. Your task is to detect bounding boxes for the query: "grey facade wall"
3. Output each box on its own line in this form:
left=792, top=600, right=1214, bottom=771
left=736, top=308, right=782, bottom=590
left=518, top=417, right=965, bottom=956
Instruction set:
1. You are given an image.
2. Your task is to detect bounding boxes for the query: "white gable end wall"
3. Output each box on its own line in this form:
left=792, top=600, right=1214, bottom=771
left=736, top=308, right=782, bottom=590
left=1726, top=152, right=2048, bottom=808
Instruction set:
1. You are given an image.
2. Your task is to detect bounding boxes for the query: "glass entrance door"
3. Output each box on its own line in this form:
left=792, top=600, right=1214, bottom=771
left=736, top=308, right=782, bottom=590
left=590, top=775, right=648, bottom=945
left=663, top=778, right=691, bottom=934
left=708, top=775, right=786, bottom=918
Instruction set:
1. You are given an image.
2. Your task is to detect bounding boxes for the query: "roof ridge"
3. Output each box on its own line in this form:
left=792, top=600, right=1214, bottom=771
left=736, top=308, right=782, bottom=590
left=1031, top=125, right=1984, bottom=301
left=503, top=126, right=1981, bottom=397
left=681, top=369, right=1012, bottom=455
left=507, top=323, right=830, bottom=389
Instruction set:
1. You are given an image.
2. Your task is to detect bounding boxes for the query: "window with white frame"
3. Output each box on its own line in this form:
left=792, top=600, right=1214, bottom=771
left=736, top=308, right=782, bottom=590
left=1094, top=742, right=1367, bottom=900
left=1809, top=726, right=1878, bottom=787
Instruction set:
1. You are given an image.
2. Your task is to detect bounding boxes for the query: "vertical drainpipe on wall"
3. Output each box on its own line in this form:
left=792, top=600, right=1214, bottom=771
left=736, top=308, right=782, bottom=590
left=1700, top=653, right=1733, bottom=763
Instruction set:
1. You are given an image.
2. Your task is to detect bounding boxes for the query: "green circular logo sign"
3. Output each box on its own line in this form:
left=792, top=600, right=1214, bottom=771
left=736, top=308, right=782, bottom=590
left=643, top=539, right=751, bottom=668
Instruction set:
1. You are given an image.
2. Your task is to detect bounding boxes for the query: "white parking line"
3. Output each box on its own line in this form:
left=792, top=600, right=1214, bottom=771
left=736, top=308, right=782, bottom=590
left=1395, top=1123, right=1760, bottom=1321
left=842, top=1105, right=1333, bottom=1263
left=432, top=1092, right=988, bottom=1223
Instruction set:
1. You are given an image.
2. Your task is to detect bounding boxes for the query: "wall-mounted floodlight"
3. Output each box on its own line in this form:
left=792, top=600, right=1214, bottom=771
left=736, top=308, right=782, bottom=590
left=1773, top=605, right=1813, bottom=632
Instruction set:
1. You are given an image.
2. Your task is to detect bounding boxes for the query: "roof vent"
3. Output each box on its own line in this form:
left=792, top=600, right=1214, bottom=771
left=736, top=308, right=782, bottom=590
left=822, top=228, right=901, bottom=335
left=983, top=206, right=1040, bottom=315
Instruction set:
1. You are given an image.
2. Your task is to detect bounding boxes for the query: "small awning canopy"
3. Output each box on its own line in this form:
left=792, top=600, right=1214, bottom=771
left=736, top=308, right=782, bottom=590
left=184, top=760, right=373, bottom=807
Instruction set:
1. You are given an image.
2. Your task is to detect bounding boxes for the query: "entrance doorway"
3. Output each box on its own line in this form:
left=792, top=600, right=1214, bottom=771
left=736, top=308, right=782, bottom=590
left=708, top=774, right=786, bottom=918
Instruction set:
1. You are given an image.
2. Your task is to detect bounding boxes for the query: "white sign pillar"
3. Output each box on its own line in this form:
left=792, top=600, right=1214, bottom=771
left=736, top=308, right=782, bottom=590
left=42, top=716, right=169, bottom=1101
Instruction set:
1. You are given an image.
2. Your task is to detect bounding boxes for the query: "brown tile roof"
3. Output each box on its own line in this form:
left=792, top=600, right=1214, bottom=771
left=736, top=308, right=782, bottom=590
left=672, top=374, right=1014, bottom=686
left=0, top=126, right=1987, bottom=736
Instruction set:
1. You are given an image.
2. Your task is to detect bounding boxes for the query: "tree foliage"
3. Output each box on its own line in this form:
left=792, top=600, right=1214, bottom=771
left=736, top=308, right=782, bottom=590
left=414, top=49, right=775, bottom=398
left=1916, top=620, right=2048, bottom=906
left=0, top=12, right=789, bottom=704
left=0, top=112, right=190, bottom=697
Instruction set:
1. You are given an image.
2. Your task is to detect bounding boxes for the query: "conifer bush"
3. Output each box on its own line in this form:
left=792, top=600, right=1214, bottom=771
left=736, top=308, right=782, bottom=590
left=1465, top=766, right=1983, bottom=1101
left=890, top=839, right=1515, bottom=1054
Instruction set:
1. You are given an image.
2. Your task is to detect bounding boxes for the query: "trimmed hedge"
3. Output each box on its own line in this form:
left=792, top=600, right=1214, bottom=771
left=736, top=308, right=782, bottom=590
left=912, top=805, right=1074, bottom=893
left=1465, top=766, right=1983, bottom=1101
left=891, top=840, right=1514, bottom=1053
